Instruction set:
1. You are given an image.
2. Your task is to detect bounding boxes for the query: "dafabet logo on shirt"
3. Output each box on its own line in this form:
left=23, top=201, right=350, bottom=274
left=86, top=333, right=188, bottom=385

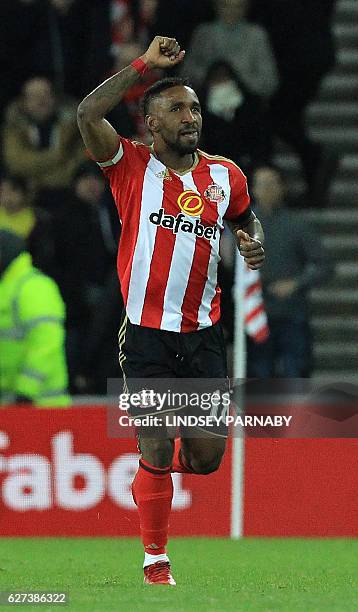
left=148, top=189, right=219, bottom=241
left=149, top=208, right=218, bottom=242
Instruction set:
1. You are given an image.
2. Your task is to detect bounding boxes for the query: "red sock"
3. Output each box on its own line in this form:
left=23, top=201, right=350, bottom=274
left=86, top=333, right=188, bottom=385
left=132, top=458, right=173, bottom=555
left=171, top=438, right=194, bottom=473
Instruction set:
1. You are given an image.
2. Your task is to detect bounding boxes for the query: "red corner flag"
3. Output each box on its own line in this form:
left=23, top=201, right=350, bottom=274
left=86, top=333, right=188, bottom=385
left=243, top=265, right=269, bottom=343
left=234, top=251, right=269, bottom=344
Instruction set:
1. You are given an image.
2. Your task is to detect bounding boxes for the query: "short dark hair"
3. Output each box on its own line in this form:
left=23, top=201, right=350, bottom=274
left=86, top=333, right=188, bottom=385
left=142, top=77, right=192, bottom=117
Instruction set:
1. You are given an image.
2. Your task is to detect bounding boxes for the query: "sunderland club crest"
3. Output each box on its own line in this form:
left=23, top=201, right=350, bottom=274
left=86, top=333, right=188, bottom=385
left=204, top=183, right=226, bottom=203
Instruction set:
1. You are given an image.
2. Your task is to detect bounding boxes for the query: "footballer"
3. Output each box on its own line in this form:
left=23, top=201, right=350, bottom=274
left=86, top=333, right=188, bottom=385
left=77, top=36, right=264, bottom=585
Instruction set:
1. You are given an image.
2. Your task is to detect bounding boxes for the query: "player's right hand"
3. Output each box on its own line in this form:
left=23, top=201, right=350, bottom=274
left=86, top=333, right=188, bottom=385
left=143, top=36, right=185, bottom=70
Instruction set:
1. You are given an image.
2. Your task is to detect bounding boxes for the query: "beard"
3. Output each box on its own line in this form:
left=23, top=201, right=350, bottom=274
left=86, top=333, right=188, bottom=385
left=162, top=131, right=201, bottom=155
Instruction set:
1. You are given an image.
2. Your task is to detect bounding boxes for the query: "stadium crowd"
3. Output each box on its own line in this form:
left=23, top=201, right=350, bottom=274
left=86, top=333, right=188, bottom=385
left=0, top=0, right=336, bottom=399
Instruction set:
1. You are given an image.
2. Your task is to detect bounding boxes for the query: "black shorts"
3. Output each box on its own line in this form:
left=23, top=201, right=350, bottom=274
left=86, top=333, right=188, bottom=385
left=118, top=314, right=229, bottom=437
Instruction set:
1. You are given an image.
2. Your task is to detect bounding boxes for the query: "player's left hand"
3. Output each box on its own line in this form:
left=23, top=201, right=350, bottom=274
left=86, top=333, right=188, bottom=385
left=236, top=229, right=265, bottom=270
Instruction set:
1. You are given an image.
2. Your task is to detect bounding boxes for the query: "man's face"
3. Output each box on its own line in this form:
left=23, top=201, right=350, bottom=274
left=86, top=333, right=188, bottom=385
left=252, top=168, right=285, bottom=210
left=23, top=78, right=55, bottom=123
left=148, top=86, right=202, bottom=155
left=216, top=0, right=249, bottom=23
left=0, top=180, right=25, bottom=212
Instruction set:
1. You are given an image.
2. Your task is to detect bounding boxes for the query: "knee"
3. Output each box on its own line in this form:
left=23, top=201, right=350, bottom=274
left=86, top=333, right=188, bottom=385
left=139, top=437, right=174, bottom=468
left=190, top=450, right=224, bottom=475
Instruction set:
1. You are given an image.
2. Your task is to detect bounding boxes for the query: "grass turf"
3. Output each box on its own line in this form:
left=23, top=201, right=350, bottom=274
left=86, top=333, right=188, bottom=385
left=0, top=538, right=357, bottom=611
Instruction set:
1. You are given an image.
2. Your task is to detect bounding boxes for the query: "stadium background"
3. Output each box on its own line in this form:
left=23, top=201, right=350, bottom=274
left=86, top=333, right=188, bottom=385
left=0, top=1, right=357, bottom=610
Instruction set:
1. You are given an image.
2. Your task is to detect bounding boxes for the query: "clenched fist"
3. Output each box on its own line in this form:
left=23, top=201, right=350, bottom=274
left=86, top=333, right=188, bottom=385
left=143, top=36, right=185, bottom=70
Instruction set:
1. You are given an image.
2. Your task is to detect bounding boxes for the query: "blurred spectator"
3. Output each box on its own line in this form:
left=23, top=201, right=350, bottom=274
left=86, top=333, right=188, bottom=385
left=0, top=229, right=70, bottom=407
left=52, top=163, right=120, bottom=392
left=184, top=0, right=278, bottom=98
left=106, top=2, right=139, bottom=140
left=111, top=0, right=158, bottom=64
left=110, top=0, right=161, bottom=140
left=0, top=175, right=37, bottom=240
left=247, top=166, right=332, bottom=378
left=200, top=60, right=270, bottom=176
left=250, top=0, right=337, bottom=204
left=0, top=174, right=55, bottom=275
left=136, top=0, right=160, bottom=47
left=111, top=0, right=143, bottom=70
left=2, top=77, right=85, bottom=208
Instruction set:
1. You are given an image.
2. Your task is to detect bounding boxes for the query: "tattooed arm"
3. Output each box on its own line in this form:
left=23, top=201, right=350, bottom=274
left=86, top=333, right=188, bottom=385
left=77, top=36, right=185, bottom=160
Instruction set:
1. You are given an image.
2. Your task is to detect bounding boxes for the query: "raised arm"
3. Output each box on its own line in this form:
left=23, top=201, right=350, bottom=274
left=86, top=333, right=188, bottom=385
left=77, top=36, right=185, bottom=160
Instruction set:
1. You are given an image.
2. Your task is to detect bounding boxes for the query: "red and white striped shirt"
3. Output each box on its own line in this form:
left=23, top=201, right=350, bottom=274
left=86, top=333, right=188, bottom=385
left=98, top=136, right=250, bottom=332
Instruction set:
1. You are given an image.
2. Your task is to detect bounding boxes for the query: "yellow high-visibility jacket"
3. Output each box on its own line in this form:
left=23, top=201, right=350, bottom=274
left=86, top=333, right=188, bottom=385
left=0, top=252, right=70, bottom=407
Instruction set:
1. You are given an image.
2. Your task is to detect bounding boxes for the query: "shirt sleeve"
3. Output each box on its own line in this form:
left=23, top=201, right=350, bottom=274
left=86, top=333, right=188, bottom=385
left=94, top=135, right=123, bottom=169
left=90, top=135, right=140, bottom=179
left=224, top=166, right=251, bottom=222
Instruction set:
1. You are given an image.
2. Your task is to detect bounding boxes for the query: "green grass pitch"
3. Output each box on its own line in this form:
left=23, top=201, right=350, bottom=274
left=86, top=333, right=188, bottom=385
left=0, top=538, right=357, bottom=611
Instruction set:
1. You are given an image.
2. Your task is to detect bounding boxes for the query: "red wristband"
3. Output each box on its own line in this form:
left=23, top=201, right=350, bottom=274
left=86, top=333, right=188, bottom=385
left=131, top=57, right=149, bottom=76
